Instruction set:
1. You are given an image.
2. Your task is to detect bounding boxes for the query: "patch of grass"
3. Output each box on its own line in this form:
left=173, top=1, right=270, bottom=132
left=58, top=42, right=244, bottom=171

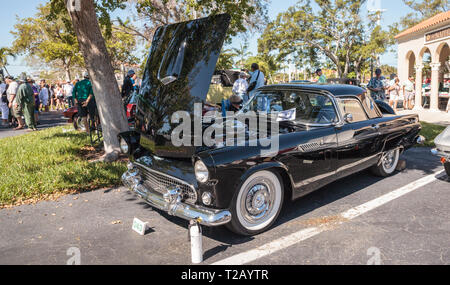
left=0, top=126, right=126, bottom=207
left=419, top=122, right=447, bottom=148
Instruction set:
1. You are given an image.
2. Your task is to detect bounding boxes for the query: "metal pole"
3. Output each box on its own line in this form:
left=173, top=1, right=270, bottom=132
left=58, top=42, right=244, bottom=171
left=189, top=219, right=203, bottom=264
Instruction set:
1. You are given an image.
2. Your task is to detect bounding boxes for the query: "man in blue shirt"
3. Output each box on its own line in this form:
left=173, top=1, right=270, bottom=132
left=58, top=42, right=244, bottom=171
left=367, top=68, right=387, bottom=101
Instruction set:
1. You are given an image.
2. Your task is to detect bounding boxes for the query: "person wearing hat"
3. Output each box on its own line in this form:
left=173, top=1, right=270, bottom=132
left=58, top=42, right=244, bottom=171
left=232, top=72, right=249, bottom=102
left=247, top=63, right=265, bottom=99
left=367, top=68, right=386, bottom=101
left=63, top=80, right=74, bottom=108
left=121, top=69, right=135, bottom=99
left=228, top=94, right=244, bottom=112
left=73, top=72, right=95, bottom=133
left=14, top=75, right=37, bottom=131
left=39, top=80, right=49, bottom=112
left=316, top=69, right=327, bottom=83
left=5, top=76, right=20, bottom=128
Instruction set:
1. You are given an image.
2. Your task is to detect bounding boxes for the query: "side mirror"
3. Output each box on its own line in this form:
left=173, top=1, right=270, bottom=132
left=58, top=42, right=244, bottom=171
left=344, top=113, right=353, bottom=123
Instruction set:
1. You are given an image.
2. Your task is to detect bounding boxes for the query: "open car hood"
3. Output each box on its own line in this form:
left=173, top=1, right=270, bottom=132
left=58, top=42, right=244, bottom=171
left=135, top=14, right=231, bottom=158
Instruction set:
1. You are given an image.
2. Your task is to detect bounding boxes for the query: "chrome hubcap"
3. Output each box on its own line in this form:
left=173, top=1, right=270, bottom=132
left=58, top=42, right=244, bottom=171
left=241, top=179, right=275, bottom=224
left=382, top=150, right=396, bottom=170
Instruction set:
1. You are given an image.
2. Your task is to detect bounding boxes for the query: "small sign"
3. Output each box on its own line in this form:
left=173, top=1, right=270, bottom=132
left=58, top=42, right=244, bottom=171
left=425, top=26, right=450, bottom=43
left=132, top=217, right=148, bottom=235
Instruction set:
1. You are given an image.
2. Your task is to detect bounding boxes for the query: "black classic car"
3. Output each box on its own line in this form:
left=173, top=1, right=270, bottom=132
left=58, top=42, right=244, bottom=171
left=118, top=14, right=424, bottom=235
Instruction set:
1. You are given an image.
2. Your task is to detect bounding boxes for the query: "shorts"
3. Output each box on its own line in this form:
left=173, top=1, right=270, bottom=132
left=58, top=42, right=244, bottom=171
left=0, top=102, right=8, bottom=120
left=13, top=104, right=23, bottom=118
left=390, top=94, right=399, bottom=101
left=77, top=100, right=96, bottom=118
left=405, top=91, right=414, bottom=100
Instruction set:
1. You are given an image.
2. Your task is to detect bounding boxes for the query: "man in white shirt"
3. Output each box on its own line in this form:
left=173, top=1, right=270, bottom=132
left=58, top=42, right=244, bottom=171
left=232, top=72, right=249, bottom=101
left=5, top=76, right=19, bottom=125
left=39, top=80, right=49, bottom=112
left=63, top=81, right=74, bottom=107
left=403, top=76, right=415, bottom=110
left=247, top=63, right=265, bottom=99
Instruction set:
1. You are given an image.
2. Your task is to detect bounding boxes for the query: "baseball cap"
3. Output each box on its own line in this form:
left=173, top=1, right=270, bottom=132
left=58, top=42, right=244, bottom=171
left=18, top=74, right=27, bottom=82
left=230, top=94, right=243, bottom=104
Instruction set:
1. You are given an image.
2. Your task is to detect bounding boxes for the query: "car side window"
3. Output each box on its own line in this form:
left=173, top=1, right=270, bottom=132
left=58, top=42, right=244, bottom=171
left=359, top=93, right=380, bottom=119
left=338, top=98, right=368, bottom=123
left=247, top=92, right=284, bottom=113
left=287, top=92, right=337, bottom=124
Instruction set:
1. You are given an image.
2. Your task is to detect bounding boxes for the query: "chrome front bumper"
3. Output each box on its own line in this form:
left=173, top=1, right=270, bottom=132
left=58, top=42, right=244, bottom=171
left=122, top=165, right=231, bottom=226
left=431, top=148, right=450, bottom=159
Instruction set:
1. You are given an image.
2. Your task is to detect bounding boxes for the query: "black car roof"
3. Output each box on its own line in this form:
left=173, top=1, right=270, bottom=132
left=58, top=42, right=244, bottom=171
left=258, top=83, right=366, bottom=96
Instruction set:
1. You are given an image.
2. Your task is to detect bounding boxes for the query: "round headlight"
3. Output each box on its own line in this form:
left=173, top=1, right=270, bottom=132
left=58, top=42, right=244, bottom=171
left=195, top=160, right=209, bottom=183
left=119, top=138, right=129, bottom=154
left=202, top=192, right=212, bottom=206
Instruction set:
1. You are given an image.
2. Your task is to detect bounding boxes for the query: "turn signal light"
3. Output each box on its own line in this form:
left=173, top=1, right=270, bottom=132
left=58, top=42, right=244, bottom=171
left=441, top=157, right=447, bottom=164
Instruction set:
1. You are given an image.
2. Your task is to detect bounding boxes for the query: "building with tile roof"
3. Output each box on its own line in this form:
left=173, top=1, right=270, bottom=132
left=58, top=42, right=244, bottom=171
left=396, top=11, right=450, bottom=112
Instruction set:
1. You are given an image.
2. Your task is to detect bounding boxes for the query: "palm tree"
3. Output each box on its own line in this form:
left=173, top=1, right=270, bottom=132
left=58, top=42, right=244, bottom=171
left=232, top=41, right=252, bottom=69
left=0, top=47, right=15, bottom=76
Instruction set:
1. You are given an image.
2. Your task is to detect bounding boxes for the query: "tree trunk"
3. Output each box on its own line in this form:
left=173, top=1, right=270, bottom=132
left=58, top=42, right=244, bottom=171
left=3, top=66, right=10, bottom=76
left=66, top=0, right=129, bottom=161
left=64, top=65, right=71, bottom=81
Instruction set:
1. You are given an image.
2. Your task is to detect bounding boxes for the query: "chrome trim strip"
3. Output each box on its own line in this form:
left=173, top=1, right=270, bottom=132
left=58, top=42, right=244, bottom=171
left=336, top=154, right=380, bottom=173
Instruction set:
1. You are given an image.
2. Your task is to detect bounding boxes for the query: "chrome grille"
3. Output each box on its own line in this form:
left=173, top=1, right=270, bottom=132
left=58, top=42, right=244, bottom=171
left=135, top=163, right=197, bottom=204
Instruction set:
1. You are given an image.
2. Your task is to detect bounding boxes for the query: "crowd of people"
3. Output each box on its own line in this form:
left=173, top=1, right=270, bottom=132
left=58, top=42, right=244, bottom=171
left=2, top=63, right=446, bottom=133
left=1, top=75, right=40, bottom=131
left=229, top=63, right=266, bottom=111
left=0, top=72, right=98, bottom=131
left=367, top=68, right=418, bottom=112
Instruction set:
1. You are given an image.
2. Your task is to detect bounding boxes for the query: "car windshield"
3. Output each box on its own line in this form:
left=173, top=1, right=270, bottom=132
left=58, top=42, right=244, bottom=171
left=128, top=92, right=138, bottom=104
left=240, top=90, right=338, bottom=125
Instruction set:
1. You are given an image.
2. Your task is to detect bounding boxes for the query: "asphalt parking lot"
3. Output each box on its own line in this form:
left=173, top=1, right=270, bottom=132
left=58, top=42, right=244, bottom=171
left=0, top=111, right=67, bottom=139
left=0, top=147, right=449, bottom=265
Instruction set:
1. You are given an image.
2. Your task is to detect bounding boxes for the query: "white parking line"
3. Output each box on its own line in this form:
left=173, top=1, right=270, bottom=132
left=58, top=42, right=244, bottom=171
left=212, top=170, right=445, bottom=265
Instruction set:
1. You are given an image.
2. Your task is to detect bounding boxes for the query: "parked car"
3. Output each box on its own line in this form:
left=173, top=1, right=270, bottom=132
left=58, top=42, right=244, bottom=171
left=431, top=126, right=450, bottom=177
left=118, top=14, right=424, bottom=235
left=63, top=93, right=137, bottom=130
left=62, top=106, right=82, bottom=130
left=327, top=78, right=360, bottom=86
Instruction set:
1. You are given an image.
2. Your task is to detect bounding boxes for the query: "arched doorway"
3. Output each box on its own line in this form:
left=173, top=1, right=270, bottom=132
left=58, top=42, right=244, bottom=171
left=418, top=47, right=432, bottom=109
left=435, top=43, right=450, bottom=111
left=406, top=51, right=416, bottom=78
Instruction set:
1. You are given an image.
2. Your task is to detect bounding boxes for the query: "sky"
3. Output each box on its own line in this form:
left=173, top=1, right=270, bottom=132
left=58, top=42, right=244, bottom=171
left=0, top=0, right=415, bottom=77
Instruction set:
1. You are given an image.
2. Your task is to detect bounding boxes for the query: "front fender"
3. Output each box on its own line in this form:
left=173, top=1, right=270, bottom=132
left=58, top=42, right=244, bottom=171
left=210, top=160, right=293, bottom=209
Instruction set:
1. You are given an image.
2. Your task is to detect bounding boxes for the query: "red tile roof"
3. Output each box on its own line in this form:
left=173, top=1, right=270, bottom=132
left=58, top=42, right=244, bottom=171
left=395, top=11, right=450, bottom=39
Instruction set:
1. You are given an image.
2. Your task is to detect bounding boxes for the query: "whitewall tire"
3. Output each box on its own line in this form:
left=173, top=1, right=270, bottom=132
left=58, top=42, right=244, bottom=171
left=371, top=148, right=400, bottom=177
left=227, top=170, right=284, bottom=236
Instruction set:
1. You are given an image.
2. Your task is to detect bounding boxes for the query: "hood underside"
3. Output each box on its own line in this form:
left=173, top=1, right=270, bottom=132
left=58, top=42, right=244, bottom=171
left=135, top=14, right=231, bottom=158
